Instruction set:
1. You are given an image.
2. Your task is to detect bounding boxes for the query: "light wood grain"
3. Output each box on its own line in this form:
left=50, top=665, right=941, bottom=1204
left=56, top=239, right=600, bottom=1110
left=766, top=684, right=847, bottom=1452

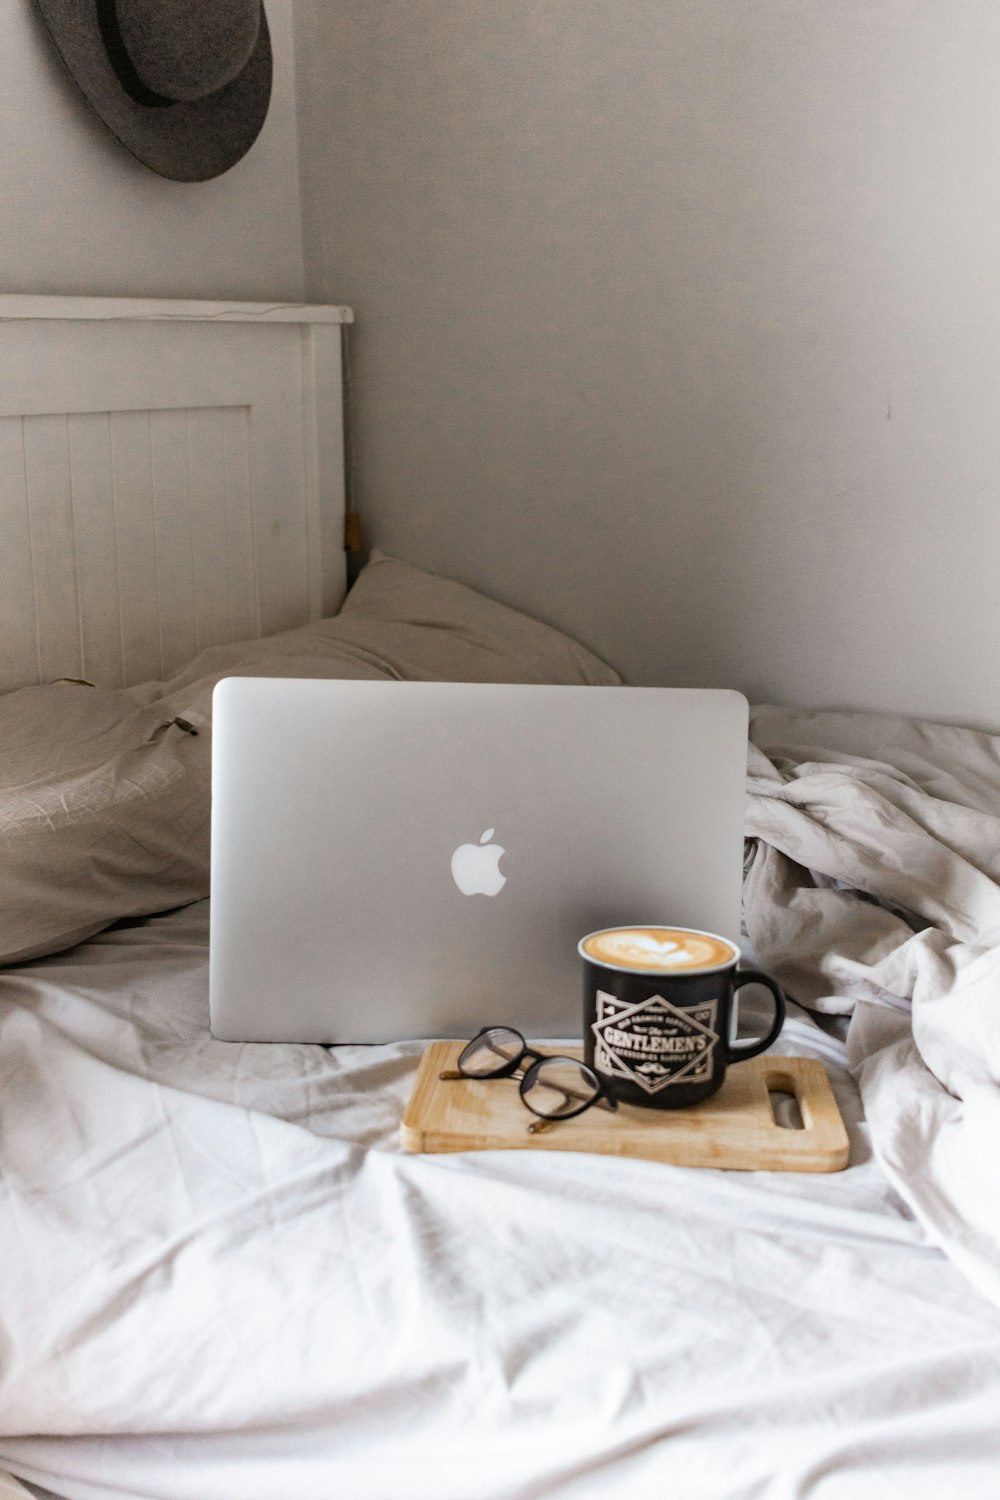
left=401, top=1043, right=850, bottom=1173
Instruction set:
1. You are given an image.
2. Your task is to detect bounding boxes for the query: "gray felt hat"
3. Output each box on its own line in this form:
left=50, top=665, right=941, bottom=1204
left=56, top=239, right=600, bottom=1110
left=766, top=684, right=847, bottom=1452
left=33, top=0, right=272, bottom=182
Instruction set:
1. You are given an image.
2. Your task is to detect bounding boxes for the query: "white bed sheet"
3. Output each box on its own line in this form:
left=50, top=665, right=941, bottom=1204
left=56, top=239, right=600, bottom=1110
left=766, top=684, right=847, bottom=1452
left=3, top=903, right=1000, bottom=1500
left=745, top=705, right=1000, bottom=1311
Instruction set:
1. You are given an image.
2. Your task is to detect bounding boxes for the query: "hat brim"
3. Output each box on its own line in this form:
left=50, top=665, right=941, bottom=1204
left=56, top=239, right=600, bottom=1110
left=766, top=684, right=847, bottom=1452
left=33, top=0, right=272, bottom=182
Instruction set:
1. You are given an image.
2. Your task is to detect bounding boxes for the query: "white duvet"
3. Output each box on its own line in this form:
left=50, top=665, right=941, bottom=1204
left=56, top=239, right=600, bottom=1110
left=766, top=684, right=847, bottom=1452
left=745, top=705, right=1000, bottom=1309
left=2, top=705, right=1000, bottom=1500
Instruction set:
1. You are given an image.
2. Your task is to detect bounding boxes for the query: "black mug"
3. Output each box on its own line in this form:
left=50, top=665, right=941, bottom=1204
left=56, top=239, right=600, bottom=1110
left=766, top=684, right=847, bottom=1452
left=580, top=926, right=785, bottom=1110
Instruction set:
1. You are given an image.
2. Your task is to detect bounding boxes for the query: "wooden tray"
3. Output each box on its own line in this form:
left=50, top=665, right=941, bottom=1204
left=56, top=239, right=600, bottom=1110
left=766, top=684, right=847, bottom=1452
left=401, top=1043, right=850, bottom=1172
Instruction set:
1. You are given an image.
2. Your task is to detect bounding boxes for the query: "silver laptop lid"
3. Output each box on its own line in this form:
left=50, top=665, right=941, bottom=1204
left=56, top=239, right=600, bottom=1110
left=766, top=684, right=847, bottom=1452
left=209, top=679, right=748, bottom=1043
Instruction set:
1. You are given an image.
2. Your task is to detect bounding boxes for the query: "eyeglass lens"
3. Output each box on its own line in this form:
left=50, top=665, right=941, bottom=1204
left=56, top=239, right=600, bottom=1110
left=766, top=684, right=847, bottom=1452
left=458, top=1026, right=524, bottom=1077
left=523, top=1057, right=601, bottom=1119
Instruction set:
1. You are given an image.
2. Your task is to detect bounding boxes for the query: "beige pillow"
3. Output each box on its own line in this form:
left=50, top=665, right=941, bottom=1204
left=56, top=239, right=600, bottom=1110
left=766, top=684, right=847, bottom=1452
left=0, top=553, right=619, bottom=964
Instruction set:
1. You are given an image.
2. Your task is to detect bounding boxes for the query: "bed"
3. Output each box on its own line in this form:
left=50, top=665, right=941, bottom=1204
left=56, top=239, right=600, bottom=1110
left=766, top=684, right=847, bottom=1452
left=2, top=299, right=1000, bottom=1500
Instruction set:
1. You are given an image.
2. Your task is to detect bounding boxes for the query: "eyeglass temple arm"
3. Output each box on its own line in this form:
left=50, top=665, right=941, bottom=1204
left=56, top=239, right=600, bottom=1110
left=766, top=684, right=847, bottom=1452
left=441, top=1070, right=617, bottom=1106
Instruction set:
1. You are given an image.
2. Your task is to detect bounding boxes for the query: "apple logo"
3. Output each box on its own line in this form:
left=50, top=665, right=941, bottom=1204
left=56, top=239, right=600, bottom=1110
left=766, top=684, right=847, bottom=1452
left=451, top=827, right=507, bottom=896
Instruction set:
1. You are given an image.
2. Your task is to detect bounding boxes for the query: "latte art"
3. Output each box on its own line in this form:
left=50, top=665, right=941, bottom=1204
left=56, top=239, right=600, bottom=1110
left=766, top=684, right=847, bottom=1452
left=581, top=927, right=737, bottom=974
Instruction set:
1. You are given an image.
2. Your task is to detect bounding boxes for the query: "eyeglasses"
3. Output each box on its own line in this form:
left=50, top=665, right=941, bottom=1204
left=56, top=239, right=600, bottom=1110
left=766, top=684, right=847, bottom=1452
left=440, top=1025, right=617, bottom=1134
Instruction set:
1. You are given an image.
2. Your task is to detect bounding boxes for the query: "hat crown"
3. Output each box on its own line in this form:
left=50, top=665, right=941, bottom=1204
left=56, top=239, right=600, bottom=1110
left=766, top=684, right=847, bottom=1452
left=115, top=0, right=261, bottom=102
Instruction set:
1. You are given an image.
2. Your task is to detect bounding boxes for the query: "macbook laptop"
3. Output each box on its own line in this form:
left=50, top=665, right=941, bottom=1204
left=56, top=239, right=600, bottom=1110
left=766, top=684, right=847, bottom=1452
left=209, top=679, right=748, bottom=1043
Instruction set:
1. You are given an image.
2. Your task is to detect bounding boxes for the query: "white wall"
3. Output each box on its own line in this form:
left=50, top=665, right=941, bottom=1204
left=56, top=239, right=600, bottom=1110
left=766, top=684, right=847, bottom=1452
left=1, top=0, right=304, bottom=299
left=296, top=0, right=1000, bottom=730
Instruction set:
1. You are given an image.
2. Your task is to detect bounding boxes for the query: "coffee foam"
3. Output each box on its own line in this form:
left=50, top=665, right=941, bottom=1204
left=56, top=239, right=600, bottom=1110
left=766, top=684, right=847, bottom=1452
left=581, top=927, right=737, bottom=974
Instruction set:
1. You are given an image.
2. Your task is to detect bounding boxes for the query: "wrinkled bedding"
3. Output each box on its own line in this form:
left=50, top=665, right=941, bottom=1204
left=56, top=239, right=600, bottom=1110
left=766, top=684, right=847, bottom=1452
left=745, top=705, right=1000, bottom=1309
left=2, top=705, right=1000, bottom=1499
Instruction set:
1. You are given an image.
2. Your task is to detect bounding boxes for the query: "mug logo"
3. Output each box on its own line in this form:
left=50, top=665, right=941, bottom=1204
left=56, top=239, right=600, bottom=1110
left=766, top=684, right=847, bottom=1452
left=450, top=827, right=506, bottom=897
left=592, top=991, right=718, bottom=1094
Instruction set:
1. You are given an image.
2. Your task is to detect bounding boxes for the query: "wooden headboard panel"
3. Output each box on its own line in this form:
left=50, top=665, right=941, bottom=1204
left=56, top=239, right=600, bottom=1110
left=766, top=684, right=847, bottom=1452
left=0, top=296, right=352, bottom=692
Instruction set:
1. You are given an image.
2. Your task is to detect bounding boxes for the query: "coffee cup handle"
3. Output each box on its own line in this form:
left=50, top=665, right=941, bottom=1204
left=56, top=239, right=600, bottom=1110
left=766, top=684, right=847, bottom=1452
left=726, top=970, right=785, bottom=1062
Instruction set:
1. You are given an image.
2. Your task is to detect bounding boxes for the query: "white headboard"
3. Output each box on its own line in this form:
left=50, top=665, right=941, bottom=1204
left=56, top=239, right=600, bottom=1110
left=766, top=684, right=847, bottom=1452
left=0, top=295, right=352, bottom=692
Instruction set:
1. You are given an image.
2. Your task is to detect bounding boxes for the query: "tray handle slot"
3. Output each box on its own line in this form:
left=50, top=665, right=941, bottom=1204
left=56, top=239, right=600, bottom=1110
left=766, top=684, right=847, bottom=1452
left=764, top=1066, right=806, bottom=1130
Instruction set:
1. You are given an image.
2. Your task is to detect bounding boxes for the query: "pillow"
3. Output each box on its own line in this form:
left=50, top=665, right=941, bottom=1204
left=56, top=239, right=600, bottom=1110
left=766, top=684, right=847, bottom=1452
left=0, top=552, right=620, bottom=964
